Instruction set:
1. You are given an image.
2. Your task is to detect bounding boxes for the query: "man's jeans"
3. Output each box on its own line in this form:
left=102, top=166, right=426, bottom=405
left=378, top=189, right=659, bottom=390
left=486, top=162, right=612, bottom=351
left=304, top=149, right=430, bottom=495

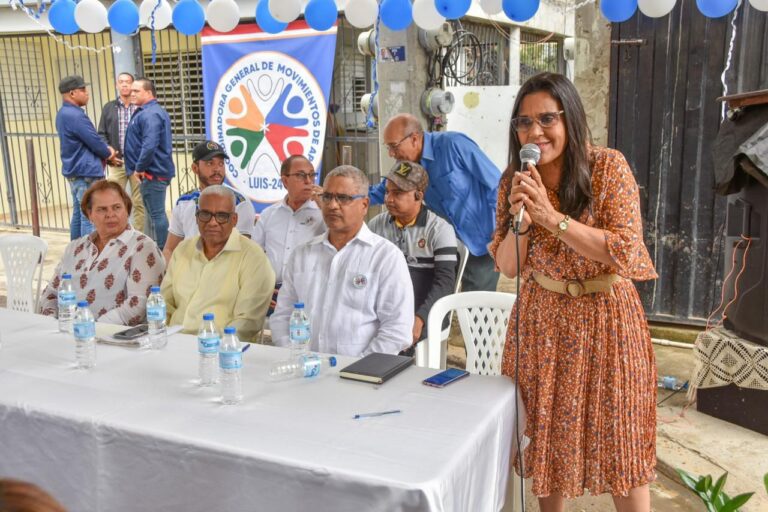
left=141, top=179, right=170, bottom=250
left=69, top=177, right=97, bottom=240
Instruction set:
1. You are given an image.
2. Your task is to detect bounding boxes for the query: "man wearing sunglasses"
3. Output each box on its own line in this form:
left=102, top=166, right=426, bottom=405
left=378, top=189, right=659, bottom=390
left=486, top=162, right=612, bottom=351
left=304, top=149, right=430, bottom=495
left=372, top=113, right=501, bottom=293
left=270, top=165, right=413, bottom=357
left=162, top=140, right=256, bottom=262
left=253, top=155, right=325, bottom=315
left=161, top=185, right=275, bottom=342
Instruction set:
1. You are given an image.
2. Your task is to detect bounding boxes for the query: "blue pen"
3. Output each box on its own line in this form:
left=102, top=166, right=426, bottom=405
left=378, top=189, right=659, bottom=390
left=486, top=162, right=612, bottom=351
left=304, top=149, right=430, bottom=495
left=353, top=409, right=401, bottom=420
left=241, top=344, right=251, bottom=353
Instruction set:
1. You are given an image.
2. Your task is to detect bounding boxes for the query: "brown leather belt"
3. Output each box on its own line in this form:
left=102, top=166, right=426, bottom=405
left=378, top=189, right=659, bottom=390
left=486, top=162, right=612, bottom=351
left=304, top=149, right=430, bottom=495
left=532, top=272, right=622, bottom=298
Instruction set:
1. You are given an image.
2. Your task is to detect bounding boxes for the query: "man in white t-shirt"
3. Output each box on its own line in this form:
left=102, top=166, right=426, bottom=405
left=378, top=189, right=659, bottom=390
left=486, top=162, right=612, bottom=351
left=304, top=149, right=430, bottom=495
left=253, top=154, right=325, bottom=313
left=162, top=140, right=255, bottom=262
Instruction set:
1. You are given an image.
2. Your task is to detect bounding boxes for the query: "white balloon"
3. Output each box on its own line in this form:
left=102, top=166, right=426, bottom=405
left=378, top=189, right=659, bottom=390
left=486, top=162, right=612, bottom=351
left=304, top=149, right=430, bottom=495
left=479, top=0, right=503, bottom=15
left=269, top=0, right=302, bottom=22
left=344, top=0, right=378, bottom=28
left=140, top=0, right=173, bottom=30
left=638, top=0, right=676, bottom=17
left=413, top=0, right=445, bottom=30
left=74, top=0, right=108, bottom=33
left=207, top=0, right=240, bottom=32
left=749, top=0, right=768, bottom=11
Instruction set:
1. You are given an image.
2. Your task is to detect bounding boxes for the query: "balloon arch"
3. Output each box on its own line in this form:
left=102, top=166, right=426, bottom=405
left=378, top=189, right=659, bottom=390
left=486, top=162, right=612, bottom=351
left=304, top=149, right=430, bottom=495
left=41, top=0, right=767, bottom=36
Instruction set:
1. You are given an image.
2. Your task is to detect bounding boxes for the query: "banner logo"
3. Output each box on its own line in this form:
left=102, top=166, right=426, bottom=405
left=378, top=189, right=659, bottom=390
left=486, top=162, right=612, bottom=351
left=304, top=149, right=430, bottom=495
left=210, top=51, right=325, bottom=204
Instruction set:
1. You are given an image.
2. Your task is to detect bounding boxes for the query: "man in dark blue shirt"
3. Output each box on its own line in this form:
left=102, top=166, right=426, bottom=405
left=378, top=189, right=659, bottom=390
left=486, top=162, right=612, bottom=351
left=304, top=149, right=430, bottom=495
left=124, top=77, right=176, bottom=250
left=371, top=114, right=501, bottom=292
left=55, top=75, right=116, bottom=240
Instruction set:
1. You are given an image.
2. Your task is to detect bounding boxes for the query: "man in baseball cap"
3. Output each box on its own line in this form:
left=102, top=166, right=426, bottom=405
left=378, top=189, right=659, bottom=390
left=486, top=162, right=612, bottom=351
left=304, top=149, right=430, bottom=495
left=162, top=140, right=256, bottom=261
left=368, top=161, right=458, bottom=353
left=55, top=74, right=116, bottom=239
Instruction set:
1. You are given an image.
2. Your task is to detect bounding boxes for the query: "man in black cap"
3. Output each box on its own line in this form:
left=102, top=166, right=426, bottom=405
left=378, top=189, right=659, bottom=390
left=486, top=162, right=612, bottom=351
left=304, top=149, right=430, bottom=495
left=55, top=75, right=117, bottom=240
left=368, top=161, right=458, bottom=353
left=162, top=140, right=255, bottom=262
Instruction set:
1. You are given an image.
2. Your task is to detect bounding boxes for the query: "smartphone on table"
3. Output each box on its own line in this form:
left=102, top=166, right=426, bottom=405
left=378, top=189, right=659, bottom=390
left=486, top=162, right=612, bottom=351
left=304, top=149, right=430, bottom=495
left=113, top=324, right=149, bottom=341
left=422, top=368, right=470, bottom=388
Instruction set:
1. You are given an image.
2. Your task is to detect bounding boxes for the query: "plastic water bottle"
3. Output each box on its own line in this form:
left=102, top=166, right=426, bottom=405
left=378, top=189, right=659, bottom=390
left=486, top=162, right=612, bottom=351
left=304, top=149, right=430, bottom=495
left=73, top=301, right=96, bottom=369
left=658, top=376, right=688, bottom=391
left=58, top=273, right=77, bottom=333
left=219, top=326, right=243, bottom=405
left=198, top=313, right=220, bottom=386
left=146, top=286, right=167, bottom=350
left=269, top=353, right=337, bottom=381
left=289, top=303, right=310, bottom=359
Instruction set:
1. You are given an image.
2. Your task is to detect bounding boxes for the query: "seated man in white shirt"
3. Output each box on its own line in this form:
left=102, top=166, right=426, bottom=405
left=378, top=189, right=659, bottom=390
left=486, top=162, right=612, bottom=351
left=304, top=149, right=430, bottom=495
left=162, top=140, right=255, bottom=262
left=270, top=165, right=414, bottom=356
left=253, top=155, right=325, bottom=314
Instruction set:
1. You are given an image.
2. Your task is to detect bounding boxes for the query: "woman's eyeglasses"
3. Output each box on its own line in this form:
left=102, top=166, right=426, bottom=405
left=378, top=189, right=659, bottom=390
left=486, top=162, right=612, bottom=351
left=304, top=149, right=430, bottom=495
left=318, top=192, right=366, bottom=205
left=195, top=209, right=233, bottom=224
left=511, top=111, right=565, bottom=132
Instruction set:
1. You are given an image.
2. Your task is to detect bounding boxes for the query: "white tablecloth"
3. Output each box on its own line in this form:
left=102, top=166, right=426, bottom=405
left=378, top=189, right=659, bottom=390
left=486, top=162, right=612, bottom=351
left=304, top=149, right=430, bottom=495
left=0, top=309, right=520, bottom=512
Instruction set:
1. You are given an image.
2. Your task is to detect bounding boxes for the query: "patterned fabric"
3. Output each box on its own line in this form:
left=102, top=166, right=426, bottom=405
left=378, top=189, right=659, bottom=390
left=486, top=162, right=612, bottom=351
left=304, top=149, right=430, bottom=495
left=489, top=146, right=658, bottom=498
left=690, top=327, right=768, bottom=396
left=117, top=99, right=137, bottom=154
left=40, top=227, right=165, bottom=326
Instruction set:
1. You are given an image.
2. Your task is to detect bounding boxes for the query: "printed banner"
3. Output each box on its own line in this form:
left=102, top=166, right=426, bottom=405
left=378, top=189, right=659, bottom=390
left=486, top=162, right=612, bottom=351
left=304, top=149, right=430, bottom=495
left=202, top=21, right=337, bottom=212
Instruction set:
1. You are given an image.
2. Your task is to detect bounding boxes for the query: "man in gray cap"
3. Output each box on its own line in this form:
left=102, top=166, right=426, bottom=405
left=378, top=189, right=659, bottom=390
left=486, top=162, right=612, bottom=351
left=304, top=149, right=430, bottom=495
left=368, top=161, right=458, bottom=353
left=55, top=75, right=117, bottom=239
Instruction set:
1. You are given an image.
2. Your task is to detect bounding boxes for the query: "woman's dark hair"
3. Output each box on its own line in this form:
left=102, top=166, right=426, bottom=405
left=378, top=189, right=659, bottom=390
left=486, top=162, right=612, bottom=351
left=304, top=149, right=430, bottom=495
left=507, top=72, right=593, bottom=219
left=80, top=179, right=133, bottom=218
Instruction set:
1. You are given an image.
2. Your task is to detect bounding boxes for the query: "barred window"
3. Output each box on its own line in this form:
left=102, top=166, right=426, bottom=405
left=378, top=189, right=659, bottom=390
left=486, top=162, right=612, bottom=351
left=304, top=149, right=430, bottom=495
left=520, top=31, right=564, bottom=84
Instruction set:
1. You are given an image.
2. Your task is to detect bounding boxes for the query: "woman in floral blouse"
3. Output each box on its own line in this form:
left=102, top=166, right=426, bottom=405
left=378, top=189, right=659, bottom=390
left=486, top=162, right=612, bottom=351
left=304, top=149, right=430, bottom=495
left=491, top=73, right=657, bottom=511
left=41, top=180, right=164, bottom=325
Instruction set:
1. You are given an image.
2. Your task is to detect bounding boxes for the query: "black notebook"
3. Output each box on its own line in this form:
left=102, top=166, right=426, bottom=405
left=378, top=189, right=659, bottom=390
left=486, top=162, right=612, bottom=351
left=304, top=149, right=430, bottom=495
left=339, top=353, right=414, bottom=384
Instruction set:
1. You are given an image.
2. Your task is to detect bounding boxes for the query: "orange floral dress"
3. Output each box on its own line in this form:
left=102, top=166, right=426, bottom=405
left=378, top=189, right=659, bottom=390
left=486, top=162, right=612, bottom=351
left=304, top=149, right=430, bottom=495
left=489, top=146, right=658, bottom=498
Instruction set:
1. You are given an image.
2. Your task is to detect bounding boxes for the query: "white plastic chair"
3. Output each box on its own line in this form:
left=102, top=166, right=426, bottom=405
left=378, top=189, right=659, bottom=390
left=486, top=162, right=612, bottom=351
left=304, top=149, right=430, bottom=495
left=0, top=234, right=48, bottom=313
left=423, top=291, right=517, bottom=373
left=414, top=242, right=469, bottom=365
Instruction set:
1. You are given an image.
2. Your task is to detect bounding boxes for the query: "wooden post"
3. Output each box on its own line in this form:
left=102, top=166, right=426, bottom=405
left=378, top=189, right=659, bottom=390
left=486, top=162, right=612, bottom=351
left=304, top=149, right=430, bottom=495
left=25, top=139, right=40, bottom=237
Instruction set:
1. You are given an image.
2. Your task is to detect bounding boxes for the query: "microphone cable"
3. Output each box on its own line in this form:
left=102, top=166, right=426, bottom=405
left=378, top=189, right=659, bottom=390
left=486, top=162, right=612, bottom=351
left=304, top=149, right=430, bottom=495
left=511, top=217, right=526, bottom=512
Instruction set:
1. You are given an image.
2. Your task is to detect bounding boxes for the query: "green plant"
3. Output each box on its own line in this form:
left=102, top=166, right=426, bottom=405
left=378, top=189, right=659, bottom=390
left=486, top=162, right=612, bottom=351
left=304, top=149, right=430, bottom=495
left=676, top=469, right=753, bottom=511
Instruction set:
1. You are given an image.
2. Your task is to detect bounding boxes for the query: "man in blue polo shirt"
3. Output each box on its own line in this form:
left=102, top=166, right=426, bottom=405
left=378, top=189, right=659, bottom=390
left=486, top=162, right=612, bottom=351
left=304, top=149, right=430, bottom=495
left=370, top=113, right=501, bottom=292
left=124, top=77, right=176, bottom=250
left=55, top=75, right=116, bottom=240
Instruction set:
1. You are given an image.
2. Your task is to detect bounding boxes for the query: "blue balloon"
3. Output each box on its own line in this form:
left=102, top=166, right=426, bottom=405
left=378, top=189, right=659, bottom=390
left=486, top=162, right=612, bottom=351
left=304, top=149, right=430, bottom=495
left=696, top=0, right=737, bottom=17
left=305, top=0, right=338, bottom=31
left=48, top=0, right=78, bottom=35
left=599, top=0, right=638, bottom=22
left=108, top=0, right=140, bottom=35
left=502, top=0, right=541, bottom=21
left=434, top=0, right=472, bottom=19
left=172, top=0, right=206, bottom=36
left=257, top=0, right=288, bottom=33
left=381, top=0, right=413, bottom=31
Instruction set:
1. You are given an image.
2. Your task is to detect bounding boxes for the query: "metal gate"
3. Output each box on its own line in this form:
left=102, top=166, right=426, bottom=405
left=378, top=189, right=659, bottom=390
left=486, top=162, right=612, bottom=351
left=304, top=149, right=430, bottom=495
left=609, top=0, right=768, bottom=325
left=0, top=32, right=115, bottom=231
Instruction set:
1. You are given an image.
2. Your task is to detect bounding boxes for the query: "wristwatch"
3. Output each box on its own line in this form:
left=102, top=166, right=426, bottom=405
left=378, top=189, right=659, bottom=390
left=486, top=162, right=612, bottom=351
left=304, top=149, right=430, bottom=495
left=555, top=215, right=570, bottom=238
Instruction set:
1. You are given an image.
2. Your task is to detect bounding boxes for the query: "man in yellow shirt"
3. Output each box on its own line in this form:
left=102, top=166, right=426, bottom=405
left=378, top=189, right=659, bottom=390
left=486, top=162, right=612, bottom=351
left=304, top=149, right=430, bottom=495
left=161, top=185, right=275, bottom=342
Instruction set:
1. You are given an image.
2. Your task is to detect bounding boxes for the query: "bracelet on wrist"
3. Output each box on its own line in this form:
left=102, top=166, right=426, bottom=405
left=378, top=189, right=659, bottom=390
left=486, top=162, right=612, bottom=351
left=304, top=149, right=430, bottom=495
left=509, top=221, right=530, bottom=236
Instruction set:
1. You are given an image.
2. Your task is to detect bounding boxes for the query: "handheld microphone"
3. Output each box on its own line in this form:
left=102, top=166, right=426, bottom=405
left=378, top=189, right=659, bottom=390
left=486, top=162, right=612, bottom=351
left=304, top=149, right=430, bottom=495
left=514, top=143, right=541, bottom=233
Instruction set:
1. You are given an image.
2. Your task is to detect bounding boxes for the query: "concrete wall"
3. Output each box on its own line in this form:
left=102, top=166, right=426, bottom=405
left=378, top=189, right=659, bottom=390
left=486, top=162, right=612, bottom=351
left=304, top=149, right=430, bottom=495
left=572, top=4, right=612, bottom=147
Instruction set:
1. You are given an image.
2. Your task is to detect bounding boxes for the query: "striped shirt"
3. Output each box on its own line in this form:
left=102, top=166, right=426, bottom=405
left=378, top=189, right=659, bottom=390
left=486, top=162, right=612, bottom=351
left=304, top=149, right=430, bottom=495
left=117, top=99, right=137, bottom=154
left=368, top=206, right=457, bottom=331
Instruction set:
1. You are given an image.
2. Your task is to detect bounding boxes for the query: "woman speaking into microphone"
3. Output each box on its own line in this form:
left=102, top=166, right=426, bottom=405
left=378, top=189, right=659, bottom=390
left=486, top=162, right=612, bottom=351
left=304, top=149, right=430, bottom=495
left=490, top=73, right=657, bottom=511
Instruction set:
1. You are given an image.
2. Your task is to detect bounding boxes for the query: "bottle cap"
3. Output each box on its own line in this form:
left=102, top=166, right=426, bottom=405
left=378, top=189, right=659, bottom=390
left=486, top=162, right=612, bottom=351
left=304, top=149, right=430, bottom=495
left=294, top=302, right=304, bottom=308
left=62, top=273, right=72, bottom=279
left=77, top=300, right=88, bottom=307
left=224, top=326, right=236, bottom=334
left=329, top=356, right=337, bottom=367
left=203, top=313, right=214, bottom=321
left=150, top=285, right=161, bottom=293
